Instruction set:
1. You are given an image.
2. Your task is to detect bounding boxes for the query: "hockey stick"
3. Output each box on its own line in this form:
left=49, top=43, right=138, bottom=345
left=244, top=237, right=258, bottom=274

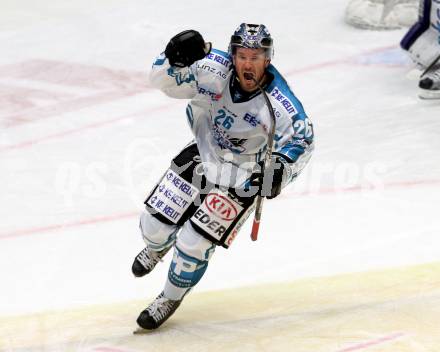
left=243, top=72, right=277, bottom=241
left=420, top=52, right=440, bottom=79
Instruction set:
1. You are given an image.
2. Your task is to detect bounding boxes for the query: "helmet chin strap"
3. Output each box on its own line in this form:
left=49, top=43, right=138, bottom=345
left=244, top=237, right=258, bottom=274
left=239, top=72, right=267, bottom=92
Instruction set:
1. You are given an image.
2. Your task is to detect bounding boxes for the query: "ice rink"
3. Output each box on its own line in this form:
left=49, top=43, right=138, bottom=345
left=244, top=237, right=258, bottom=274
left=1, top=0, right=440, bottom=351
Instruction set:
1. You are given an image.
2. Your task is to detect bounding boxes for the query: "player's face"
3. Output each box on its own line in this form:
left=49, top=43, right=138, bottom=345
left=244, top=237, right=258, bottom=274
left=234, top=47, right=270, bottom=92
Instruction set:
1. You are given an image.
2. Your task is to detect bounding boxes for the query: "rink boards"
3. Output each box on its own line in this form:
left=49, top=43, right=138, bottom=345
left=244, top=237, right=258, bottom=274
left=1, top=261, right=439, bottom=352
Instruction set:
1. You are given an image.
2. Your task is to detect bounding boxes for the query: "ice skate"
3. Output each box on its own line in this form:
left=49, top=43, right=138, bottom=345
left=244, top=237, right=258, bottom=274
left=131, top=246, right=171, bottom=277
left=136, top=291, right=182, bottom=330
left=419, top=64, right=440, bottom=99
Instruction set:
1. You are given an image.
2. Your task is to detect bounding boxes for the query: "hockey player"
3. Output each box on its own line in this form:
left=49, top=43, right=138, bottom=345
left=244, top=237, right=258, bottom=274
left=132, top=23, right=314, bottom=330
left=401, top=0, right=440, bottom=99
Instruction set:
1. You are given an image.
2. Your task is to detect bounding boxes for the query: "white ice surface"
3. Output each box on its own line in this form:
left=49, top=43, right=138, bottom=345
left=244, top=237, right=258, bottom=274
left=1, top=0, right=439, bottom=316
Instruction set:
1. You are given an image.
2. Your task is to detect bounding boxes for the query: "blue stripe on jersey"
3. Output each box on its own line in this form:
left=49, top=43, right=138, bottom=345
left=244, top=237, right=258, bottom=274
left=264, top=65, right=313, bottom=162
left=153, top=55, right=167, bottom=66
left=210, top=48, right=231, bottom=59
left=266, top=65, right=305, bottom=115
left=278, top=110, right=313, bottom=162
left=277, top=142, right=307, bottom=163
left=186, top=104, right=194, bottom=128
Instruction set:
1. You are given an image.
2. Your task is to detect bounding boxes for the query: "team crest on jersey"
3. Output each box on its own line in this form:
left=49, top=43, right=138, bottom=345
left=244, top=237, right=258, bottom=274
left=228, top=138, right=247, bottom=152
left=211, top=124, right=247, bottom=153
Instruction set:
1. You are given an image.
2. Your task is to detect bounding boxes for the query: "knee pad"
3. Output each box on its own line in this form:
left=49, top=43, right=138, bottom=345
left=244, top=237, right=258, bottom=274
left=176, top=221, right=216, bottom=261
left=406, top=26, right=440, bottom=67
left=139, top=210, right=178, bottom=251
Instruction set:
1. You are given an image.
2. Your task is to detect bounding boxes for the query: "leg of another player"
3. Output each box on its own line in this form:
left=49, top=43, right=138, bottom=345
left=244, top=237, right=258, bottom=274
left=401, top=0, right=440, bottom=98
left=418, top=0, right=440, bottom=98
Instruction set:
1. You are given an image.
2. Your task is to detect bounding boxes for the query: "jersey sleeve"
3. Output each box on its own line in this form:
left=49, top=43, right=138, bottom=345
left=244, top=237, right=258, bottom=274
left=149, top=49, right=232, bottom=101
left=266, top=65, right=314, bottom=185
left=275, top=111, right=314, bottom=162
left=149, top=53, right=198, bottom=99
left=274, top=110, right=314, bottom=185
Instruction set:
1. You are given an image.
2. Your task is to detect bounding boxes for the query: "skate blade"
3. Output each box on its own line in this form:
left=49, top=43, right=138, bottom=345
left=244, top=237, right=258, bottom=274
left=133, top=327, right=152, bottom=335
left=418, top=89, right=440, bottom=100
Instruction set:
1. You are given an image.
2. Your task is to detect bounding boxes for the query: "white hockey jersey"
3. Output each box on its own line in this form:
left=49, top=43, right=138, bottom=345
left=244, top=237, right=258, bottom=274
left=150, top=48, right=314, bottom=189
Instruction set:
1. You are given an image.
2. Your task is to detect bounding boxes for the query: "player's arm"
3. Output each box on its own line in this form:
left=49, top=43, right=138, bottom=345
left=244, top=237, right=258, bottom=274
left=274, top=111, right=314, bottom=185
left=149, top=30, right=212, bottom=99
left=261, top=112, right=314, bottom=198
left=250, top=111, right=314, bottom=199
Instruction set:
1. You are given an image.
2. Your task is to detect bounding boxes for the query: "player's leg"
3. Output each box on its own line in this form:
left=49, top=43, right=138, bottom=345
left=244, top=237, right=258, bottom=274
left=131, top=142, right=206, bottom=277
left=418, top=0, right=440, bottom=98
left=136, top=187, right=256, bottom=330
left=136, top=222, right=215, bottom=329
left=419, top=61, right=440, bottom=99
left=400, top=0, right=439, bottom=66
left=401, top=0, right=440, bottom=98
left=400, top=0, right=432, bottom=59
left=131, top=212, right=179, bottom=277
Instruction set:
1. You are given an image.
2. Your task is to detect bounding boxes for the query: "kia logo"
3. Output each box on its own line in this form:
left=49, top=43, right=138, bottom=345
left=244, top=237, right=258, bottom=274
left=205, top=193, right=238, bottom=221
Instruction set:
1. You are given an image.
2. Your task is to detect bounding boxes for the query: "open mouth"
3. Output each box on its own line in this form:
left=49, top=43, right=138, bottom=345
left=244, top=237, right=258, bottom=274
left=243, top=72, right=255, bottom=81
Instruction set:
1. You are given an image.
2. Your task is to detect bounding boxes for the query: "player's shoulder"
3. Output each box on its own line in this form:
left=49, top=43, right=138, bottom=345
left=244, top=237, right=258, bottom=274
left=194, top=48, right=232, bottom=100
left=195, top=48, right=232, bottom=91
left=205, top=48, right=233, bottom=68
left=265, top=64, right=305, bottom=117
left=197, top=48, right=233, bottom=73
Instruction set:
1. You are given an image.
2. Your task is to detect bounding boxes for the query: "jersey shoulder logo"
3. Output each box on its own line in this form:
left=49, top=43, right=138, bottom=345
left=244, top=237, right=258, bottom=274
left=269, top=87, right=297, bottom=115
left=205, top=49, right=232, bottom=68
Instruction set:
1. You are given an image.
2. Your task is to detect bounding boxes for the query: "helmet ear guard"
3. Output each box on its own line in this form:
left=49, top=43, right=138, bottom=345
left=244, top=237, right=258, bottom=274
left=228, top=23, right=274, bottom=59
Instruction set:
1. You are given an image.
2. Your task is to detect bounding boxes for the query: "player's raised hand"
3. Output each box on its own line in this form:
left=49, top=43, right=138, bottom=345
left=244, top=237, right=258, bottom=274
left=165, top=30, right=211, bottom=68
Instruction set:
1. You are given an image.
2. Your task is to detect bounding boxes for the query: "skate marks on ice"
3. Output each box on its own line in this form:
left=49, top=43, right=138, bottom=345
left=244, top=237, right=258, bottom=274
left=0, top=60, right=149, bottom=129
left=1, top=262, right=440, bottom=352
